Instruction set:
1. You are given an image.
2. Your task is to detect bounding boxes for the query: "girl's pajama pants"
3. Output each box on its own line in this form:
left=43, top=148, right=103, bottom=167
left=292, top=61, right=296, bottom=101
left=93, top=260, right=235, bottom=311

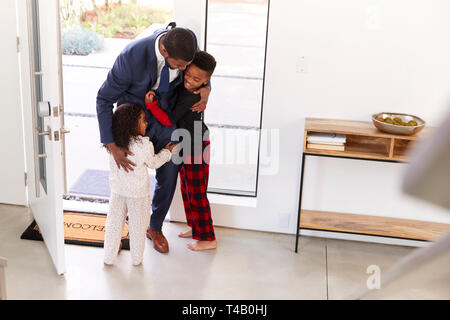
left=104, top=192, right=151, bottom=265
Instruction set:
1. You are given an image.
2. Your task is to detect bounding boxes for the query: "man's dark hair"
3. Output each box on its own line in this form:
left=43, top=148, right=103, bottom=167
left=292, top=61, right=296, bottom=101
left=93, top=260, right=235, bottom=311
left=192, top=51, right=216, bottom=76
left=162, top=28, right=196, bottom=62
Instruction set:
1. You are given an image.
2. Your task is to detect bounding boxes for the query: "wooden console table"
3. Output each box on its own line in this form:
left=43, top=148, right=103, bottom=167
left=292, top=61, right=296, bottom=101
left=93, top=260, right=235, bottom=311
left=295, top=118, right=450, bottom=252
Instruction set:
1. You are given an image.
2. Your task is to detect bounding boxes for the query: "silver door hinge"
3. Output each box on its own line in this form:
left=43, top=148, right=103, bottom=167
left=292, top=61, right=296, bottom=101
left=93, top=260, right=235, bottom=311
left=24, top=172, right=27, bottom=186
left=17, top=37, right=20, bottom=52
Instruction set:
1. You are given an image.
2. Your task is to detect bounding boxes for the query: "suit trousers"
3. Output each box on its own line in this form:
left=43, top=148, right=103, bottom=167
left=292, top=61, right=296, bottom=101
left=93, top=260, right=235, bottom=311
left=148, top=124, right=181, bottom=231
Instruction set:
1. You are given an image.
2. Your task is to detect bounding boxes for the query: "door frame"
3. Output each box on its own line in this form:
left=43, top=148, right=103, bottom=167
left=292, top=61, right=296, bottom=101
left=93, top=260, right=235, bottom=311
left=17, top=0, right=38, bottom=205
left=0, top=0, right=27, bottom=205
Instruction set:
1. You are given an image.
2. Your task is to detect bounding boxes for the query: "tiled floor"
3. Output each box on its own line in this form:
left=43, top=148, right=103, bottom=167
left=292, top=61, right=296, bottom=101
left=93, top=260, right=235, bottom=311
left=0, top=203, right=448, bottom=300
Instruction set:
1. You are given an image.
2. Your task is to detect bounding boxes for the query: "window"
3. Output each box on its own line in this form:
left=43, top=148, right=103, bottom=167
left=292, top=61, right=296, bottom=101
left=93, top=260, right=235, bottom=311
left=204, top=0, right=269, bottom=196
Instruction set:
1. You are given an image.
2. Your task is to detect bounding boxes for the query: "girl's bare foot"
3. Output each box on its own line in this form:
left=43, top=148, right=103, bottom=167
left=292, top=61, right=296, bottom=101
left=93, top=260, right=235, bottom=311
left=187, top=240, right=217, bottom=251
left=178, top=228, right=192, bottom=238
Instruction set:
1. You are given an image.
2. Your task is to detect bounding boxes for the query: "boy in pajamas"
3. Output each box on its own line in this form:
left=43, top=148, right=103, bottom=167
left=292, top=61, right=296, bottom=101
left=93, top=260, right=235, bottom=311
left=145, top=51, right=217, bottom=251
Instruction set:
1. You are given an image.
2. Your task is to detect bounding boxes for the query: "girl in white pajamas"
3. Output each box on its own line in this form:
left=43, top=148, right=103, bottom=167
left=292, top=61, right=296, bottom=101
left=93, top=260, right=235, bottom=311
left=104, top=103, right=176, bottom=266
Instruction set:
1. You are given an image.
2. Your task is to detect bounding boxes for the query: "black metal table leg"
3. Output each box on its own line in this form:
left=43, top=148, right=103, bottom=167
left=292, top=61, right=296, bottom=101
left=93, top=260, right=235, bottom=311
left=295, top=152, right=306, bottom=253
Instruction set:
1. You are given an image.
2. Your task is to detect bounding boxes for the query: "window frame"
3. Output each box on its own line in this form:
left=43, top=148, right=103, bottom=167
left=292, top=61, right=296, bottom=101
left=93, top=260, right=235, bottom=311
left=203, top=0, right=271, bottom=198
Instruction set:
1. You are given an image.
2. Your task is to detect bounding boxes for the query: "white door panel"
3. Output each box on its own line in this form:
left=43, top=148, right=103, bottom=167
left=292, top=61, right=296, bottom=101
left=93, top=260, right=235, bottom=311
left=19, top=0, right=66, bottom=275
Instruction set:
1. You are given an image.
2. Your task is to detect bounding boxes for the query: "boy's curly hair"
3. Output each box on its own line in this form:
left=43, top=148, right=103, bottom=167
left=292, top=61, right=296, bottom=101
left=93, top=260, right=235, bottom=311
left=192, top=51, right=216, bottom=76
left=111, top=103, right=143, bottom=150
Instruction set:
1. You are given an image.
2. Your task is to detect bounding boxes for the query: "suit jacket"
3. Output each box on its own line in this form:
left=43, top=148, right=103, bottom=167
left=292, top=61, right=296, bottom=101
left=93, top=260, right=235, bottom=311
left=96, top=26, right=199, bottom=146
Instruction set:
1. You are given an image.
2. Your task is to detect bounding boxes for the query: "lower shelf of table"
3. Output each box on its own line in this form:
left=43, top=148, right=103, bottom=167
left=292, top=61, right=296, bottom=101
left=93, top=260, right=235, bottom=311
left=299, top=210, right=450, bottom=241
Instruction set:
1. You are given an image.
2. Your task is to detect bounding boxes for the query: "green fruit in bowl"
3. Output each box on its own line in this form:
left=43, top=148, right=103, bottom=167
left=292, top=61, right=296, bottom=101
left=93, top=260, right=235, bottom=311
left=384, top=117, right=394, bottom=124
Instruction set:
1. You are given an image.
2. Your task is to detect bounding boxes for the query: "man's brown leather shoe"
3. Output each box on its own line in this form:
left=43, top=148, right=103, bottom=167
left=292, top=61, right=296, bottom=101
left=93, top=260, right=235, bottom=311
left=146, top=229, right=169, bottom=253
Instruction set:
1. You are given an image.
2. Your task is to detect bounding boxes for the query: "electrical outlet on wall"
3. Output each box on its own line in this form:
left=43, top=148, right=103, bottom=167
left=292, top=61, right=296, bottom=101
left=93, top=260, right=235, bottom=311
left=296, top=55, right=308, bottom=73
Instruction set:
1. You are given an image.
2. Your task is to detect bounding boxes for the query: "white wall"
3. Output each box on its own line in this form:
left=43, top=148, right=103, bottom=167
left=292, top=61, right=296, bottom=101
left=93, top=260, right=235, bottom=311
left=265, top=0, right=450, bottom=227
left=0, top=0, right=27, bottom=205
left=174, top=0, right=207, bottom=50
left=172, top=0, right=450, bottom=240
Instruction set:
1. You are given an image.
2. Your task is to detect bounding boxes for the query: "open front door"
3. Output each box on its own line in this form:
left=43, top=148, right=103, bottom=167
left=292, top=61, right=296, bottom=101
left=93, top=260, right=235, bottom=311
left=21, top=0, right=66, bottom=275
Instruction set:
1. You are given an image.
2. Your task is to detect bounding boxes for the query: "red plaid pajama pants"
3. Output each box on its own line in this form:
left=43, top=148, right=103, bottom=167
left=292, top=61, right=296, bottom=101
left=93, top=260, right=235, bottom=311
left=179, top=140, right=215, bottom=241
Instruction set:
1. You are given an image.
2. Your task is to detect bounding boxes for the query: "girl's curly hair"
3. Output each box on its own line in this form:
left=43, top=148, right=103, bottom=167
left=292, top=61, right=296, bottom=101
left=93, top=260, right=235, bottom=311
left=111, top=103, right=143, bottom=150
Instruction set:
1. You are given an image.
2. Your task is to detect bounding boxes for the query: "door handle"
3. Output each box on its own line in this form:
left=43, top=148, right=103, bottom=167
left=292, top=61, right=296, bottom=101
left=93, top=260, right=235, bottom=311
left=60, top=128, right=70, bottom=135
left=36, top=126, right=52, bottom=141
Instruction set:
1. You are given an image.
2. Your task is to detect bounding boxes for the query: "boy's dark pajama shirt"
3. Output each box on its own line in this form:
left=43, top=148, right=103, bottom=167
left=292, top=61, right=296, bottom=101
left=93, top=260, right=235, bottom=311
left=146, top=85, right=215, bottom=241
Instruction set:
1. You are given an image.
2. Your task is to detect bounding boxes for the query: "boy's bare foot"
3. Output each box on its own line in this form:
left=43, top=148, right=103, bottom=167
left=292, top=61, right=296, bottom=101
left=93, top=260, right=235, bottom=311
left=178, top=228, right=192, bottom=238
left=187, top=240, right=217, bottom=251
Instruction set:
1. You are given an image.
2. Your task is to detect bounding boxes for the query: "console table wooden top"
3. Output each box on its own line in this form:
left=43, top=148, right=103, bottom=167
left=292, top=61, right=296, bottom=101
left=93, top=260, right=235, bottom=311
left=305, top=117, right=431, bottom=140
left=303, top=118, right=433, bottom=162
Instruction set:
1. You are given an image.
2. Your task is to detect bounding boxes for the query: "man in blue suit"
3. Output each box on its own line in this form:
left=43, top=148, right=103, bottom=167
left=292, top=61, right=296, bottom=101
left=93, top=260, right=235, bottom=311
left=96, top=24, right=211, bottom=253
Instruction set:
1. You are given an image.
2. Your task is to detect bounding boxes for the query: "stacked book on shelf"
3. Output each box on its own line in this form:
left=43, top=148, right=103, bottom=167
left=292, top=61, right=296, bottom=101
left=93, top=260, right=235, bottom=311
left=306, top=132, right=346, bottom=151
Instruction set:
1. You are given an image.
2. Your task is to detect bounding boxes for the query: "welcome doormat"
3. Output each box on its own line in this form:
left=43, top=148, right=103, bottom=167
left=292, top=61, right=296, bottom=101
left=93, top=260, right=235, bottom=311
left=20, top=211, right=130, bottom=250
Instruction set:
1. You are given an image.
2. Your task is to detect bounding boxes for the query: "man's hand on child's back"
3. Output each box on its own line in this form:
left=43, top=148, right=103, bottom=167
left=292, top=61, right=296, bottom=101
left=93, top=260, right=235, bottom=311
left=107, top=142, right=136, bottom=172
